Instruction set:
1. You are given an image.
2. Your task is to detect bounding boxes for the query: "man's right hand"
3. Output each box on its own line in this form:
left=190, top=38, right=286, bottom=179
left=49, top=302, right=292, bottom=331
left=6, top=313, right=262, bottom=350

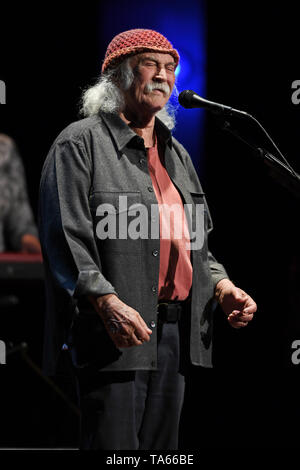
left=89, top=294, right=152, bottom=348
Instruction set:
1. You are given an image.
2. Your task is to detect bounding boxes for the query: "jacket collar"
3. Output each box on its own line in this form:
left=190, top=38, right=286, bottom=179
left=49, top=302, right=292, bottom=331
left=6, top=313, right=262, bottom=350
left=99, top=111, right=173, bottom=151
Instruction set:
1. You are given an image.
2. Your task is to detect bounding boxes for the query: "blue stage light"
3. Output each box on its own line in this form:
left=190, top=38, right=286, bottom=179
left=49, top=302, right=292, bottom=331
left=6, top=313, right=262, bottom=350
left=175, top=63, right=181, bottom=78
left=99, top=0, right=207, bottom=171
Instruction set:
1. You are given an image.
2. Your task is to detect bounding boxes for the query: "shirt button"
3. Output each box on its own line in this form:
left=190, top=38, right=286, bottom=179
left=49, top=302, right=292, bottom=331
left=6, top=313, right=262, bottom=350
left=152, top=250, right=158, bottom=257
left=148, top=186, right=154, bottom=192
left=150, top=321, right=156, bottom=328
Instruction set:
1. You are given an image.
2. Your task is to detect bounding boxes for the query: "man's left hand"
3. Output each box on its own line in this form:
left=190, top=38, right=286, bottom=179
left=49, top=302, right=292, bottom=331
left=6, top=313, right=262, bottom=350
left=215, top=279, right=257, bottom=329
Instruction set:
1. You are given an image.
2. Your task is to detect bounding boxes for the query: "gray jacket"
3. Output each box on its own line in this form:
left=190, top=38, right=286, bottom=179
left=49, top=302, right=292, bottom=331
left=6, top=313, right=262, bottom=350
left=39, top=112, right=228, bottom=375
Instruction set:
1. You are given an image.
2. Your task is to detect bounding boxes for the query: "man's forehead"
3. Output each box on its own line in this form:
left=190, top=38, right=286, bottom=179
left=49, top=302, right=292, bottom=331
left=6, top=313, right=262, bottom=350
left=130, top=52, right=176, bottom=64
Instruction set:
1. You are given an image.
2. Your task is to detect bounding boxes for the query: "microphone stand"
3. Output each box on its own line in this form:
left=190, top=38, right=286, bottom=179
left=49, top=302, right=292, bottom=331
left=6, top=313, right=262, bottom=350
left=217, top=114, right=300, bottom=200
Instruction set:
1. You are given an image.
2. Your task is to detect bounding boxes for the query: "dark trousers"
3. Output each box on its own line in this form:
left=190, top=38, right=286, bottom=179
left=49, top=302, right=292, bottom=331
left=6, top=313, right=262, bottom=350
left=77, top=321, right=185, bottom=450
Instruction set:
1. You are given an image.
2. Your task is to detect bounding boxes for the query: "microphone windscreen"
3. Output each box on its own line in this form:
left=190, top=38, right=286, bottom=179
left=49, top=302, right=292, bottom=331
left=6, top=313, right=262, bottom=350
left=178, top=90, right=196, bottom=108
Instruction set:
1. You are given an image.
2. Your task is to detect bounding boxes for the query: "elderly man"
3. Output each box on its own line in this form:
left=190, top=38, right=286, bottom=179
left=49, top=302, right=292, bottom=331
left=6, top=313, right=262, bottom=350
left=39, top=29, right=257, bottom=450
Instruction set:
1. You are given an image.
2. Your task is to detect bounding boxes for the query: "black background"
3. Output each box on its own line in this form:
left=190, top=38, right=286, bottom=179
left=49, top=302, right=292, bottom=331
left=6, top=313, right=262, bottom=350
left=0, top=1, right=300, bottom=449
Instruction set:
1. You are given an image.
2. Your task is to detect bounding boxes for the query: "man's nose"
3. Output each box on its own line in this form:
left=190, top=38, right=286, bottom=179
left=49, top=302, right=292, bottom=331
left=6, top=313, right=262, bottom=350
left=154, top=66, right=167, bottom=81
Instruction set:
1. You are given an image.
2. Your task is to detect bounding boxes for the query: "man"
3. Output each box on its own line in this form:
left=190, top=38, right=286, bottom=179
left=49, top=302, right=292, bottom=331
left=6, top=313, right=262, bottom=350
left=0, top=133, right=41, bottom=253
left=39, top=29, right=257, bottom=450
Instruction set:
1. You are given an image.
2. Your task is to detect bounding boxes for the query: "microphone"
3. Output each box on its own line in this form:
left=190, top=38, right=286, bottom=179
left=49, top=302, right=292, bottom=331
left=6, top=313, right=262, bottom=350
left=178, top=90, right=248, bottom=117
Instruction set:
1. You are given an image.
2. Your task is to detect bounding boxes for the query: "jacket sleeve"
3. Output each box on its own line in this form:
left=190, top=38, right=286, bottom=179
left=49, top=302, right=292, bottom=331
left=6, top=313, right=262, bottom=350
left=173, top=139, right=230, bottom=289
left=38, top=137, right=118, bottom=299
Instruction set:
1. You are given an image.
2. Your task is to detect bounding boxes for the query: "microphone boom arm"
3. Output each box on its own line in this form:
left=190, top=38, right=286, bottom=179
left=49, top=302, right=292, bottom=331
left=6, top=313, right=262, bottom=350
left=220, top=118, right=300, bottom=199
left=178, top=90, right=300, bottom=198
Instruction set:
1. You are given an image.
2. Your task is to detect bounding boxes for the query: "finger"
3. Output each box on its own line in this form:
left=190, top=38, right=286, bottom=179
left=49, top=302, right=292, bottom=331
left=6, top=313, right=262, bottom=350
left=243, top=304, right=257, bottom=315
left=233, top=288, right=248, bottom=303
left=114, top=333, right=143, bottom=348
left=241, top=294, right=257, bottom=307
left=121, top=321, right=147, bottom=346
left=121, top=312, right=151, bottom=343
left=137, top=315, right=153, bottom=335
left=132, top=331, right=147, bottom=346
left=134, top=322, right=152, bottom=342
left=106, top=313, right=151, bottom=346
left=228, top=316, right=253, bottom=325
left=228, top=313, right=250, bottom=325
left=241, top=314, right=254, bottom=322
left=228, top=317, right=248, bottom=328
left=234, top=290, right=258, bottom=313
left=128, top=335, right=144, bottom=347
left=228, top=310, right=246, bottom=320
left=230, top=310, right=243, bottom=316
left=231, top=322, right=248, bottom=329
left=125, top=330, right=147, bottom=347
left=134, top=313, right=153, bottom=339
left=229, top=309, right=254, bottom=320
left=119, top=307, right=152, bottom=340
left=234, top=312, right=254, bottom=322
left=128, top=306, right=152, bottom=334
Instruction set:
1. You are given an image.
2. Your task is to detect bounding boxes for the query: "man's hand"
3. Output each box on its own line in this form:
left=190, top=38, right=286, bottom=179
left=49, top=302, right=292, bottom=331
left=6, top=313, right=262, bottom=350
left=89, top=294, right=152, bottom=348
left=215, top=279, right=257, bottom=329
left=21, top=234, right=41, bottom=254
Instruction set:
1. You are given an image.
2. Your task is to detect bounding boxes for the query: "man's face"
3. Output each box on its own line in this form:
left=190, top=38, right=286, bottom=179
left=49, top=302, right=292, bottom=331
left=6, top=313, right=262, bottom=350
left=124, top=52, right=176, bottom=115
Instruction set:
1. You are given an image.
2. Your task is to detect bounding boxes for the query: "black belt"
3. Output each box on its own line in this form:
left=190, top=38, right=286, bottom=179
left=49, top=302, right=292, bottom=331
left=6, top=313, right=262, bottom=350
left=157, top=301, right=184, bottom=323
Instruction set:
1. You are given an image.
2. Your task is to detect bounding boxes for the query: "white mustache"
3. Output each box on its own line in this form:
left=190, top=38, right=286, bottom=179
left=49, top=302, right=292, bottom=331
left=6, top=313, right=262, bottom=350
left=144, top=81, right=171, bottom=96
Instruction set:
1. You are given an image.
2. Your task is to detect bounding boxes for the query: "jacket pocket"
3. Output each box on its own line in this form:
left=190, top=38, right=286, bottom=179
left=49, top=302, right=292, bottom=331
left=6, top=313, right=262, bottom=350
left=90, top=190, right=143, bottom=253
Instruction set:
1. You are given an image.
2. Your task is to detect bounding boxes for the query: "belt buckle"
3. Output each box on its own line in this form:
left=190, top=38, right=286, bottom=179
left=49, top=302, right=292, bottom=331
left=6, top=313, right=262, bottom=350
left=167, top=303, right=180, bottom=322
left=157, top=302, right=168, bottom=315
left=157, top=302, right=170, bottom=324
left=157, top=302, right=182, bottom=323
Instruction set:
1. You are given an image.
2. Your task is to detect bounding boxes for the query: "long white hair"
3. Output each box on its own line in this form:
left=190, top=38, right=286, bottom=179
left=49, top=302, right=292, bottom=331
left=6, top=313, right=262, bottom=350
left=80, top=58, right=178, bottom=130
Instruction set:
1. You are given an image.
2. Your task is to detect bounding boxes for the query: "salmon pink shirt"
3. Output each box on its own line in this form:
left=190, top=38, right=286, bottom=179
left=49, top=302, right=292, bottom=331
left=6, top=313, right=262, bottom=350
left=147, top=137, right=193, bottom=301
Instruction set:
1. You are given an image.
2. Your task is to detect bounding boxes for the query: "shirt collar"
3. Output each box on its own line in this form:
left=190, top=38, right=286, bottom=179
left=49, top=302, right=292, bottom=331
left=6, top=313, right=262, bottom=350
left=100, top=112, right=139, bottom=151
left=99, top=112, right=173, bottom=151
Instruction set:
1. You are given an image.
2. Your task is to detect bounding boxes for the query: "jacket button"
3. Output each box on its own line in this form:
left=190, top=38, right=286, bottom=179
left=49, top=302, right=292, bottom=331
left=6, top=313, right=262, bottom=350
left=152, top=250, right=158, bottom=257
left=139, top=158, right=146, bottom=164
left=148, top=186, right=154, bottom=192
left=151, top=285, right=157, bottom=293
left=150, top=321, right=156, bottom=328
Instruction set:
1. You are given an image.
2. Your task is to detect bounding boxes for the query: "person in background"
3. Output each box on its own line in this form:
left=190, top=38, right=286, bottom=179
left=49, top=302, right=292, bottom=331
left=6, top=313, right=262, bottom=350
left=0, top=133, right=41, bottom=253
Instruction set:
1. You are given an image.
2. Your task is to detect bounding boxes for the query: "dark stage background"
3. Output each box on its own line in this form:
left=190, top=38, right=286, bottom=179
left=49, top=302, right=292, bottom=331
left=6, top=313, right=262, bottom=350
left=0, top=1, right=300, bottom=449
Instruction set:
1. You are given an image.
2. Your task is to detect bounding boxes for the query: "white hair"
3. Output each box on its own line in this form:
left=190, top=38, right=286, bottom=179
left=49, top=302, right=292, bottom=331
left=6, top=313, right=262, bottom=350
left=79, top=58, right=178, bottom=130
